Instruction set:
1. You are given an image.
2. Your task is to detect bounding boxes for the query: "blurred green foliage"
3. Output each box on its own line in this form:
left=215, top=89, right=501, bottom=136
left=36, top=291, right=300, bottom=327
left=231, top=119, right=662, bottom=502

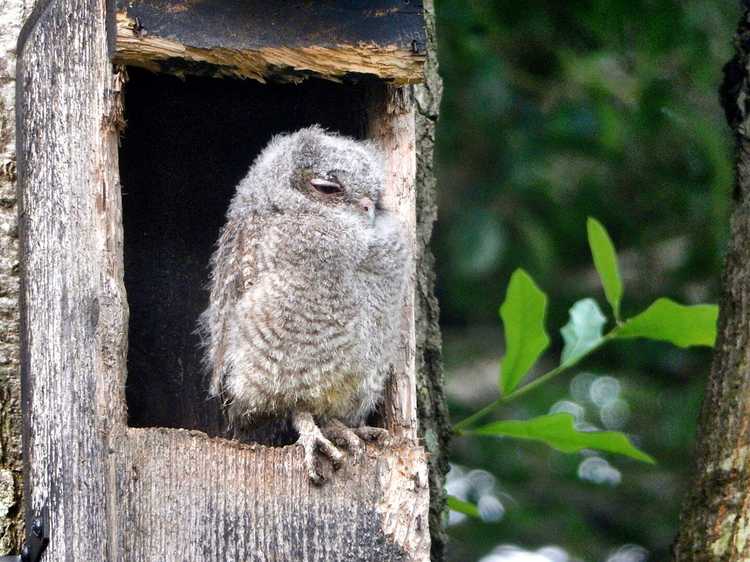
left=434, top=1, right=738, bottom=560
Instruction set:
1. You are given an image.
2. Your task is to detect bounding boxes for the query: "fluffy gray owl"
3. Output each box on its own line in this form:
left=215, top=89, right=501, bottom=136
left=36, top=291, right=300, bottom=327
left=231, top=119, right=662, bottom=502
left=200, top=126, right=408, bottom=483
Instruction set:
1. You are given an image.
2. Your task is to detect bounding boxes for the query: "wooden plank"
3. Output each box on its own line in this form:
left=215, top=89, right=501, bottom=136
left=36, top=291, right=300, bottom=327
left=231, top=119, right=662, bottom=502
left=112, top=428, right=430, bottom=561
left=411, top=2, right=451, bottom=555
left=116, top=0, right=426, bottom=51
left=16, top=0, right=128, bottom=559
left=112, top=0, right=426, bottom=84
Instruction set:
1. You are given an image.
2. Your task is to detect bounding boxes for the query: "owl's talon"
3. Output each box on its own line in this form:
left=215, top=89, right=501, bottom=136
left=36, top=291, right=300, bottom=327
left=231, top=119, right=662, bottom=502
left=293, top=411, right=344, bottom=483
left=322, top=419, right=364, bottom=460
left=298, top=432, right=342, bottom=483
left=354, top=426, right=390, bottom=445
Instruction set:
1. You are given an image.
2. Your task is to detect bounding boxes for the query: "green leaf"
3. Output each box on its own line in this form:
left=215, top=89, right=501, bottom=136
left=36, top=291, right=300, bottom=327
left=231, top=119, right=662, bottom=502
left=446, top=495, right=480, bottom=518
left=614, top=298, right=719, bottom=347
left=560, top=298, right=607, bottom=366
left=499, top=269, right=550, bottom=394
left=470, top=413, right=655, bottom=464
left=587, top=217, right=623, bottom=321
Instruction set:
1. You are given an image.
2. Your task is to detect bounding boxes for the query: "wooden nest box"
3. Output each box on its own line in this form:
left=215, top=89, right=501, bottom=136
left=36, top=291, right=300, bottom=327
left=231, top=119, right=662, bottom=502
left=16, top=1, right=430, bottom=560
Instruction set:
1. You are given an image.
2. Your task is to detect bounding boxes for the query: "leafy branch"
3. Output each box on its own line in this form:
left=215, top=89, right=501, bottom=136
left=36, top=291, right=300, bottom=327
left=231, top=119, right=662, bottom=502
left=452, top=217, right=718, bottom=466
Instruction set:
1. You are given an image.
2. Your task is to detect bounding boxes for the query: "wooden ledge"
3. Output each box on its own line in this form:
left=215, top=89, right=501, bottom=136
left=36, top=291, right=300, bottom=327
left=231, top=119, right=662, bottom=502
left=112, top=427, right=430, bottom=560
left=112, top=1, right=427, bottom=84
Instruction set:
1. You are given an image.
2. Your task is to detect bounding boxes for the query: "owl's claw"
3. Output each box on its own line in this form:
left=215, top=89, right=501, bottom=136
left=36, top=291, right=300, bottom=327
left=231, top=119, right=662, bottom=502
left=322, top=420, right=391, bottom=463
left=322, top=419, right=365, bottom=460
left=353, top=425, right=389, bottom=445
left=293, top=411, right=344, bottom=484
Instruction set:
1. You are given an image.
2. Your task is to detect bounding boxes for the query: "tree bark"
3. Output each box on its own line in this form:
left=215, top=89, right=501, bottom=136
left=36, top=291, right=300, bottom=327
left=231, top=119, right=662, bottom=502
left=0, top=0, right=30, bottom=555
left=673, top=8, right=750, bottom=561
left=413, top=1, right=451, bottom=559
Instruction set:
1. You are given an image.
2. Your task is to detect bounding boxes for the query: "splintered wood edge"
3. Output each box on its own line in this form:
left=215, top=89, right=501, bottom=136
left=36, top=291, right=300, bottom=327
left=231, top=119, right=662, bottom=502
left=115, top=427, right=431, bottom=561
left=368, top=86, right=418, bottom=441
left=113, top=12, right=426, bottom=85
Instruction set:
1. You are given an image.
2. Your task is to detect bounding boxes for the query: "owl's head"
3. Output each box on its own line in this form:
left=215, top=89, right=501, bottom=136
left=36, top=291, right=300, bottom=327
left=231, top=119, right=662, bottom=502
left=232, top=126, right=385, bottom=225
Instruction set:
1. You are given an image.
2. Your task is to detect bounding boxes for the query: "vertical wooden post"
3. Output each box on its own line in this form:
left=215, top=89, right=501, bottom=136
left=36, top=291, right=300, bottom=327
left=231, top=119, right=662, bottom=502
left=17, top=0, right=126, bottom=559
left=369, top=86, right=419, bottom=441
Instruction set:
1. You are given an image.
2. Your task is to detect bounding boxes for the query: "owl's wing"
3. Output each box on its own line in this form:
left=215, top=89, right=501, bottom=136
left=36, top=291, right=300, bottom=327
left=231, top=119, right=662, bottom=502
left=200, top=213, right=264, bottom=399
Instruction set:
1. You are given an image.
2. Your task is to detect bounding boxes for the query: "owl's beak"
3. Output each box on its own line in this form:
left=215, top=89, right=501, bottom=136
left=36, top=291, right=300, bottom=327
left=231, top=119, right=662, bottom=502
left=359, top=197, right=375, bottom=225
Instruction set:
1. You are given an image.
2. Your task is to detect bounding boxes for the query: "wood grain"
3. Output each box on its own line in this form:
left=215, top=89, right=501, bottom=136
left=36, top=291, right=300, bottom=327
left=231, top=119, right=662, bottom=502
left=368, top=86, right=419, bottom=441
left=17, top=0, right=126, bottom=560
left=412, top=2, right=451, bottom=556
left=112, top=0, right=427, bottom=84
left=0, top=0, right=28, bottom=553
left=113, top=428, right=429, bottom=562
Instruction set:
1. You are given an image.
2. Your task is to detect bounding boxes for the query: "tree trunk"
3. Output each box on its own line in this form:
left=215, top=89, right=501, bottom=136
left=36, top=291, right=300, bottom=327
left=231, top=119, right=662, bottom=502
left=0, top=0, right=30, bottom=555
left=673, top=8, right=750, bottom=561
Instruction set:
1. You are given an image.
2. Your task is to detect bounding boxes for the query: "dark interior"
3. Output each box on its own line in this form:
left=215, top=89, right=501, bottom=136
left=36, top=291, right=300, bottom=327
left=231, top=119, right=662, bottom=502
left=120, top=67, right=369, bottom=437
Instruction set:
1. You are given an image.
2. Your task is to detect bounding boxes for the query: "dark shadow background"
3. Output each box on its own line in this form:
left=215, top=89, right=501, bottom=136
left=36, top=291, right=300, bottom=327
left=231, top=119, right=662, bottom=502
left=120, top=69, right=367, bottom=435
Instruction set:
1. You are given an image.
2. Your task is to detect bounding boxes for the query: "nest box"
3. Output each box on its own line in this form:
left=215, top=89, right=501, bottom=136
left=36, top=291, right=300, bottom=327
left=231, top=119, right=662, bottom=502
left=16, top=1, right=431, bottom=560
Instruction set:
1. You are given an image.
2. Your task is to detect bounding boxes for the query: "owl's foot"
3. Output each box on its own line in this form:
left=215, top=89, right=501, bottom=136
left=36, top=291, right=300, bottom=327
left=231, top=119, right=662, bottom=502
left=353, top=425, right=389, bottom=444
left=322, top=419, right=366, bottom=460
left=322, top=420, right=391, bottom=462
left=292, top=411, right=344, bottom=484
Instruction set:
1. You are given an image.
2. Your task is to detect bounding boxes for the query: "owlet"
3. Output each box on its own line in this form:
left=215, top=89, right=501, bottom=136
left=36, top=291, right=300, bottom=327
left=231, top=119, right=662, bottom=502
left=199, top=126, right=408, bottom=483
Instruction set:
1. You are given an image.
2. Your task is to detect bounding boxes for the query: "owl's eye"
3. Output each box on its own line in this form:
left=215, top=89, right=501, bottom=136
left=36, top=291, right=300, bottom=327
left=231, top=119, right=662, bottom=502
left=310, top=177, right=344, bottom=196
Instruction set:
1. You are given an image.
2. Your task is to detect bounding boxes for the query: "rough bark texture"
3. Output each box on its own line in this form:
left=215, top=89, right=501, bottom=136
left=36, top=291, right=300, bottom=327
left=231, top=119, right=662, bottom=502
left=0, top=0, right=29, bottom=555
left=413, top=1, right=450, bottom=559
left=14, top=2, right=444, bottom=561
left=673, top=8, right=750, bottom=561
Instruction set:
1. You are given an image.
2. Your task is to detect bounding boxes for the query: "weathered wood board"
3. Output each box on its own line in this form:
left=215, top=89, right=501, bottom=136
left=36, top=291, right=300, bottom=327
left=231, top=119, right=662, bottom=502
left=113, top=0, right=427, bottom=83
left=112, top=428, right=429, bottom=561
left=17, top=0, right=126, bottom=559
left=368, top=87, right=419, bottom=441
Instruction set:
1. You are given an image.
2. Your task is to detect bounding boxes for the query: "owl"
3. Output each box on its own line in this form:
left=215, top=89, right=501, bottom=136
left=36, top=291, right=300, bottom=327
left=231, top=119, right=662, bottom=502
left=199, top=126, right=408, bottom=483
